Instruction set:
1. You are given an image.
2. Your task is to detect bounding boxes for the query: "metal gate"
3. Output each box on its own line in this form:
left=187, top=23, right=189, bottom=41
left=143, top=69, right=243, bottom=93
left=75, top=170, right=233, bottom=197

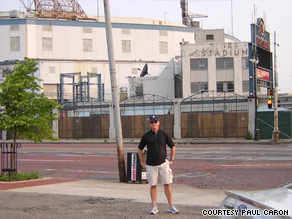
left=120, top=94, right=174, bottom=138
left=58, top=100, right=110, bottom=138
left=181, top=91, right=249, bottom=138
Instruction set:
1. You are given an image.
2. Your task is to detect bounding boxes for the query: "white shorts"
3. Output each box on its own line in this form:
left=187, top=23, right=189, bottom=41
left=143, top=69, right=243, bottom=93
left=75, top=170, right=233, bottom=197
left=146, top=159, right=173, bottom=186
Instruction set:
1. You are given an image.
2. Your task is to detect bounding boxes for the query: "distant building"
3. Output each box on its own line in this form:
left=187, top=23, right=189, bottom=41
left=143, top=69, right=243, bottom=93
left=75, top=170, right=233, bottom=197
left=181, top=29, right=266, bottom=98
left=0, top=10, right=195, bottom=100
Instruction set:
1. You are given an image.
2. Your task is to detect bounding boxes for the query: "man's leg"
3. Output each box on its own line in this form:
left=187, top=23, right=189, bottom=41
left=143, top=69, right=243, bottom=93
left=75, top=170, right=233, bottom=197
left=164, top=184, right=179, bottom=214
left=150, top=185, right=157, bottom=206
left=164, top=184, right=173, bottom=205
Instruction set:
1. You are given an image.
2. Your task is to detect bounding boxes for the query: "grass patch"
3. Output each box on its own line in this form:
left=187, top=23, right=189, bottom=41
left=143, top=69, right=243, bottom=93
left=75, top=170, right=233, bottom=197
left=0, top=171, right=40, bottom=182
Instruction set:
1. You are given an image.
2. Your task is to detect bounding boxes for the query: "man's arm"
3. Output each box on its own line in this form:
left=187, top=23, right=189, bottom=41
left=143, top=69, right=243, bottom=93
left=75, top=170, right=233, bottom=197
left=169, top=146, right=176, bottom=165
left=138, top=148, right=146, bottom=169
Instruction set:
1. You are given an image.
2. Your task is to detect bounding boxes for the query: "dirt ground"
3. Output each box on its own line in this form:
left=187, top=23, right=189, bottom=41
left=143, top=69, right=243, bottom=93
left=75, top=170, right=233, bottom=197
left=0, top=192, right=216, bottom=219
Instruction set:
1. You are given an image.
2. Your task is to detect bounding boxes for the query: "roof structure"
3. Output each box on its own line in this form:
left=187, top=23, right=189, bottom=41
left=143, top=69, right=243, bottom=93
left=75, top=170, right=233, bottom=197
left=32, top=0, right=87, bottom=19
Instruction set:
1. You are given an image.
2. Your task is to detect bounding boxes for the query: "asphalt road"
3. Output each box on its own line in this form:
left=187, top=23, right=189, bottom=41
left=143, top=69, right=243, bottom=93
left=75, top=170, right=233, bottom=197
left=17, top=142, right=292, bottom=190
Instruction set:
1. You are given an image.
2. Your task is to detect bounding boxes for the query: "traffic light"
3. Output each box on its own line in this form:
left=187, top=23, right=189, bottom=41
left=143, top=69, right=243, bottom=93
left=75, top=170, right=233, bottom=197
left=267, top=88, right=273, bottom=109
left=268, top=88, right=273, bottom=98
left=267, top=98, right=272, bottom=109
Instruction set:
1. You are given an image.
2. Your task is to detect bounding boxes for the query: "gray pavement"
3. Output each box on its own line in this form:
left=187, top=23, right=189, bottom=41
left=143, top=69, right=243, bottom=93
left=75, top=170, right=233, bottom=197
left=6, top=137, right=292, bottom=145
left=4, top=178, right=225, bottom=207
left=0, top=178, right=223, bottom=218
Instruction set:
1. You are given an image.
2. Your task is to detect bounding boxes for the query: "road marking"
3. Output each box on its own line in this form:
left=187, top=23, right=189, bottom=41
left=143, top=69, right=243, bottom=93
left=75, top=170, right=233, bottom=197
left=19, top=159, right=75, bottom=162
left=221, top=163, right=292, bottom=167
left=52, top=169, right=118, bottom=174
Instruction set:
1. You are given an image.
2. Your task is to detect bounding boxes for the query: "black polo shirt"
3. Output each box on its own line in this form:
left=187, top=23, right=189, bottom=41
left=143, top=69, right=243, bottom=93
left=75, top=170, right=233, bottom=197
left=138, top=128, right=175, bottom=166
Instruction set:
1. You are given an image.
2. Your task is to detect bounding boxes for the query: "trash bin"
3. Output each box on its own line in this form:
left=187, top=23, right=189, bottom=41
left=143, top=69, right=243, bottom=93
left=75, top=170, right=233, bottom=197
left=127, top=152, right=147, bottom=183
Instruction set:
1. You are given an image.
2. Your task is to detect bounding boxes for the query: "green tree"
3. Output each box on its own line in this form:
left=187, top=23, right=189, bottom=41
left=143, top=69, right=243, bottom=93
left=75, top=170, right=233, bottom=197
left=0, top=59, right=61, bottom=145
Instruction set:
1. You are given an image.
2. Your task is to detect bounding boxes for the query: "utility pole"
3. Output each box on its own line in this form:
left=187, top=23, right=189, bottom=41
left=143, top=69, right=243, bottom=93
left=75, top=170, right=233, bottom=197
left=273, top=31, right=280, bottom=141
left=251, top=20, right=259, bottom=141
left=253, top=52, right=259, bottom=141
left=103, top=0, right=126, bottom=182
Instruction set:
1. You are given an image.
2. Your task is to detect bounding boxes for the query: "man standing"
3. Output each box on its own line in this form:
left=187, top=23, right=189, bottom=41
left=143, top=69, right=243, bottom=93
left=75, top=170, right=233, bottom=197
left=138, top=115, right=179, bottom=215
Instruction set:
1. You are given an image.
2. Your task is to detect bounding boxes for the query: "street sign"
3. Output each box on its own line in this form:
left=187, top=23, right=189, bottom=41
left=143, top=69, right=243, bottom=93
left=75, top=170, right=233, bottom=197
left=249, top=18, right=273, bottom=93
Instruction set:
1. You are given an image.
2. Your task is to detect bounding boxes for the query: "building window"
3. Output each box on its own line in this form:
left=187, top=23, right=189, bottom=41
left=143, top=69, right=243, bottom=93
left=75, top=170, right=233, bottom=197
left=83, top=39, right=93, bottom=52
left=190, top=59, right=208, bottom=70
left=217, top=81, right=234, bottom=92
left=42, top=37, right=52, bottom=51
left=136, top=85, right=143, bottom=96
left=217, top=82, right=224, bottom=92
left=10, top=36, right=20, bottom=51
left=159, top=41, right=168, bottom=54
left=191, top=82, right=208, bottom=93
left=49, top=67, right=56, bottom=74
left=42, top=25, right=52, bottom=32
left=121, top=29, right=131, bottom=35
left=83, top=27, right=92, bottom=33
left=216, top=58, right=234, bottom=70
left=242, top=57, right=249, bottom=69
left=159, top=30, right=168, bottom=36
left=10, top=25, right=19, bottom=31
left=227, top=82, right=234, bottom=92
left=206, top=34, right=214, bottom=40
left=122, top=40, right=131, bottom=53
left=242, top=81, right=249, bottom=92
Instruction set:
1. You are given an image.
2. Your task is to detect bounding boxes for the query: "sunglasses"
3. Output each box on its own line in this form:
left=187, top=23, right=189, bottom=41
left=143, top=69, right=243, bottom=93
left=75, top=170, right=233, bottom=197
left=150, top=121, right=158, bottom=124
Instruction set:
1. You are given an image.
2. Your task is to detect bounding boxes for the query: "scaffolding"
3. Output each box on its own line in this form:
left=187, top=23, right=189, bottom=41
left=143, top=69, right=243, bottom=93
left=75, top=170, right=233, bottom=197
left=57, top=72, right=104, bottom=108
left=23, top=0, right=88, bottom=19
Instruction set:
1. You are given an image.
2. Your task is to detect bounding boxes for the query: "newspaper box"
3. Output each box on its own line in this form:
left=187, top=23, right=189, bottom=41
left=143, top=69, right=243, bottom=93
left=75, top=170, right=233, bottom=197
left=127, top=152, right=147, bottom=183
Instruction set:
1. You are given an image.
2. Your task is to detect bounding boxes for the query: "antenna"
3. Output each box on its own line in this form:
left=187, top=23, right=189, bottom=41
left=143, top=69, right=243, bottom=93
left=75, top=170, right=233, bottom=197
left=231, top=0, right=234, bottom=36
left=140, top=64, right=148, bottom=77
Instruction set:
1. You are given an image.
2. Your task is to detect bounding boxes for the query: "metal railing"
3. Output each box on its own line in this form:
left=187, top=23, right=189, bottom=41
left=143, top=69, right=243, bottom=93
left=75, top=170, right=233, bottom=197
left=1, top=143, right=21, bottom=176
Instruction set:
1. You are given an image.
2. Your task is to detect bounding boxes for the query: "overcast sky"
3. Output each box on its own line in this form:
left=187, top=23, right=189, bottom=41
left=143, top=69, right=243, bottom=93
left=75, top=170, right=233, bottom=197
left=1, top=0, right=291, bottom=93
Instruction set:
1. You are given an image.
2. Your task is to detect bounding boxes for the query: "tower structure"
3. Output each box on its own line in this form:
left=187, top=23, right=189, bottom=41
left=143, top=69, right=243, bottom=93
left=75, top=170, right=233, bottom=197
left=180, top=0, right=207, bottom=28
left=21, top=0, right=87, bottom=19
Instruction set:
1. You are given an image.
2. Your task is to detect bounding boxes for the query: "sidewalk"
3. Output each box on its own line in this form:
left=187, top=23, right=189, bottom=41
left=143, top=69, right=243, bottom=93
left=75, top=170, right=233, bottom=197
left=0, top=178, right=225, bottom=207
left=5, top=137, right=292, bottom=145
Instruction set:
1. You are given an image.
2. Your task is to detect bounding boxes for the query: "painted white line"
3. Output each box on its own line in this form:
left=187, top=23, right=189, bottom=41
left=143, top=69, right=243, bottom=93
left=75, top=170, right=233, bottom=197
left=19, top=159, right=75, bottom=162
left=221, top=163, right=292, bottom=167
left=61, top=169, right=118, bottom=174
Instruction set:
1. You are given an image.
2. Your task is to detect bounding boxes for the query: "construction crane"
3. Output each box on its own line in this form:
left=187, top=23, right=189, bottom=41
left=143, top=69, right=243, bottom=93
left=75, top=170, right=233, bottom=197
left=180, top=0, right=208, bottom=27
left=20, top=0, right=87, bottom=20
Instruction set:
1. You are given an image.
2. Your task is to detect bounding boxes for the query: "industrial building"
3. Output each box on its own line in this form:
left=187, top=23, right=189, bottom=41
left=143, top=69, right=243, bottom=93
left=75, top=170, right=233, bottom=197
left=0, top=0, right=267, bottom=101
left=181, top=29, right=266, bottom=98
left=0, top=9, right=196, bottom=101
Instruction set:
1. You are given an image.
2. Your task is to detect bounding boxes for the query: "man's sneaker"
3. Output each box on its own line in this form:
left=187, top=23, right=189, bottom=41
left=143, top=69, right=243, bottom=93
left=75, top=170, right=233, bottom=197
left=168, top=205, right=179, bottom=214
left=150, top=206, right=158, bottom=215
